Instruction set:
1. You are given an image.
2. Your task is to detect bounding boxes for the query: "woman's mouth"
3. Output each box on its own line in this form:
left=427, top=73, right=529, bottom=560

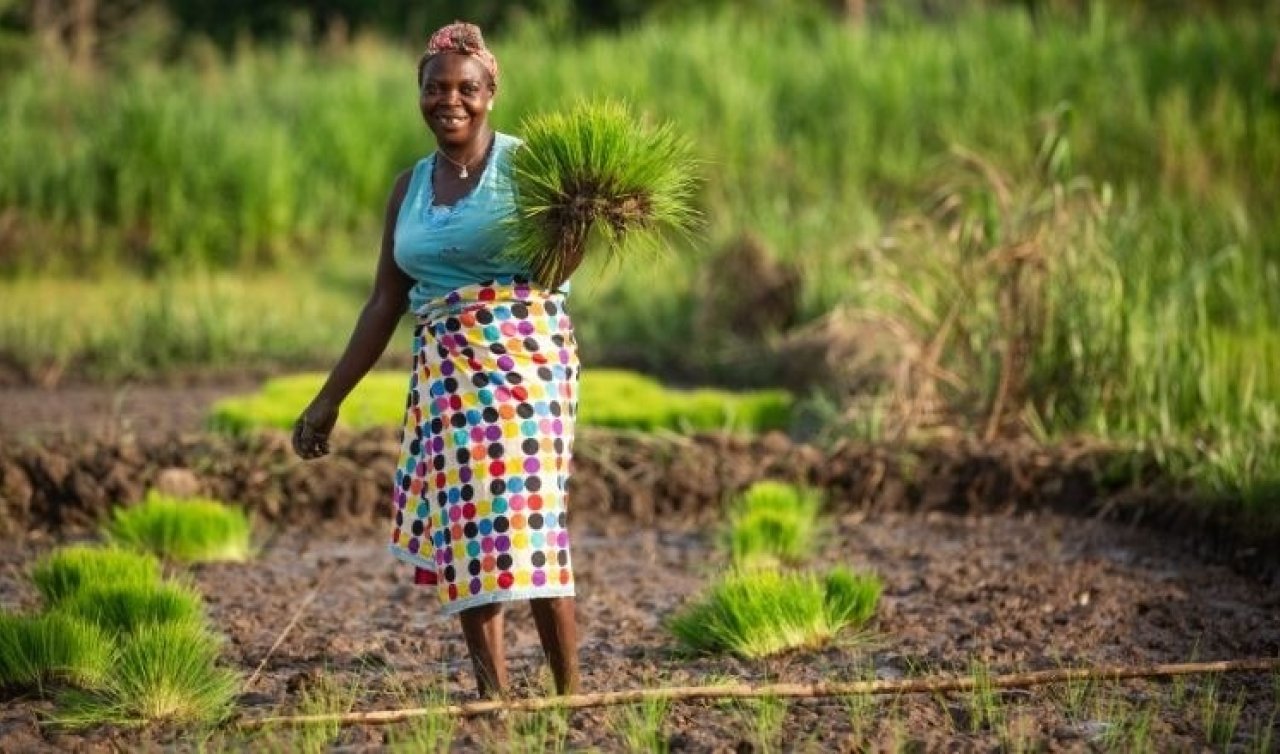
left=434, top=113, right=469, bottom=129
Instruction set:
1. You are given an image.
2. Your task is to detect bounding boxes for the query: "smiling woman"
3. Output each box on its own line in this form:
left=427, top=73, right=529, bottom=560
left=290, top=21, right=581, bottom=701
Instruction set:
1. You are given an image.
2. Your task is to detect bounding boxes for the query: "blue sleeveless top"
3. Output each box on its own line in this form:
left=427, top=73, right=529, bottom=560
left=394, top=132, right=541, bottom=312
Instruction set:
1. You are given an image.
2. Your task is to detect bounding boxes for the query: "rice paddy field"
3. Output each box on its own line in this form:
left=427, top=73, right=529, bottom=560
left=1, top=1, right=1279, bottom=751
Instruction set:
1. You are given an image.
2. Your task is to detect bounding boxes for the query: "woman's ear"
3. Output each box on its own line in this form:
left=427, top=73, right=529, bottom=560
left=487, top=99, right=495, bottom=111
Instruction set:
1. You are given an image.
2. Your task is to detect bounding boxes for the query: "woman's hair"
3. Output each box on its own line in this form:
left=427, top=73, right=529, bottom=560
left=417, top=21, right=499, bottom=89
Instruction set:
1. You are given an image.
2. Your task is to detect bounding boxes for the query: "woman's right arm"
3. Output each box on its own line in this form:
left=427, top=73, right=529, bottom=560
left=292, top=169, right=415, bottom=460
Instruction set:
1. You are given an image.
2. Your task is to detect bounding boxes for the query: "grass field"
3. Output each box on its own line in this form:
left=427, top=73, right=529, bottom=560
left=1, top=5, right=1277, bottom=509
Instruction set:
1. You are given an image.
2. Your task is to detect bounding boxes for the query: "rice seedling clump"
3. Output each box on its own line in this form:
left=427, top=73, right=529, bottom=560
left=668, top=568, right=881, bottom=659
left=508, top=100, right=699, bottom=289
left=53, top=581, right=206, bottom=636
left=30, top=545, right=162, bottom=606
left=54, top=622, right=240, bottom=726
left=726, top=481, right=823, bottom=568
left=107, top=491, right=253, bottom=562
left=0, top=612, right=114, bottom=691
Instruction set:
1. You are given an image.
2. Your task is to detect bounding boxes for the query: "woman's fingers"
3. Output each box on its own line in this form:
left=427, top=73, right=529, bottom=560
left=292, top=415, right=331, bottom=459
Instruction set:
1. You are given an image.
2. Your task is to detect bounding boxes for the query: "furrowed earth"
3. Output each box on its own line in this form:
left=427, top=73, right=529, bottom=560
left=1, top=384, right=1277, bottom=752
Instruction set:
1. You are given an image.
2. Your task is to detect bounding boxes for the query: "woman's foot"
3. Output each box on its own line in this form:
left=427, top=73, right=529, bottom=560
left=459, top=603, right=509, bottom=698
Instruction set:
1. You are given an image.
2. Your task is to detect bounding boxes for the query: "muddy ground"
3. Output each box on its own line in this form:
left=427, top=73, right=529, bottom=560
left=1, top=384, right=1278, bottom=751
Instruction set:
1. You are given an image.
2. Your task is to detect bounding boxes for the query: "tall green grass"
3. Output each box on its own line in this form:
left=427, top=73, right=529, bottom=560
left=1, top=6, right=1277, bottom=510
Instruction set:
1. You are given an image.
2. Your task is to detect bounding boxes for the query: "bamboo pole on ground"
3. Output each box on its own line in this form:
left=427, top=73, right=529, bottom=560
left=236, top=657, right=1280, bottom=729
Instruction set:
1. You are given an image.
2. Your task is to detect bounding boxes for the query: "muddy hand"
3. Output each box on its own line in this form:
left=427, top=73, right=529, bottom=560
left=292, top=404, right=336, bottom=460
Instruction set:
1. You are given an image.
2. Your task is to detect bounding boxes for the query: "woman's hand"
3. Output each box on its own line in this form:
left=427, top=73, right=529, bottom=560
left=292, top=399, right=338, bottom=460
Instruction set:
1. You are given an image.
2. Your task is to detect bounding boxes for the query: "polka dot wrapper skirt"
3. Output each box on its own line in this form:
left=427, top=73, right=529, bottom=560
left=388, top=278, right=578, bottom=615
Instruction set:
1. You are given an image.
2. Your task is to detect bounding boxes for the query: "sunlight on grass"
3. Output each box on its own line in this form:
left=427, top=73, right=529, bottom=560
left=107, top=491, right=253, bottom=563
left=0, top=612, right=114, bottom=692
left=208, top=368, right=792, bottom=434
left=30, top=545, right=162, bottom=606
left=53, top=623, right=240, bottom=727
left=53, top=580, right=206, bottom=636
left=667, top=567, right=880, bottom=658
left=608, top=694, right=670, bottom=753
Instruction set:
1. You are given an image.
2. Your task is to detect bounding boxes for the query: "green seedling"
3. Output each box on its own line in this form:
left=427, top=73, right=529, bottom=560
left=0, top=612, right=114, bottom=692
left=667, top=567, right=880, bottom=658
left=53, top=580, right=205, bottom=636
left=507, top=99, right=699, bottom=291
left=53, top=623, right=240, bottom=726
left=31, top=545, right=161, bottom=606
left=726, top=481, right=822, bottom=568
left=107, top=491, right=253, bottom=563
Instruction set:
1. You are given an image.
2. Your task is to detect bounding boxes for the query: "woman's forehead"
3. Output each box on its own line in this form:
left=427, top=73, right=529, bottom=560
left=424, top=53, right=490, bottom=84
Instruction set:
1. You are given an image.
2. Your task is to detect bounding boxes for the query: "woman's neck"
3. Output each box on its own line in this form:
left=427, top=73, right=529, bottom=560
left=438, top=128, right=495, bottom=166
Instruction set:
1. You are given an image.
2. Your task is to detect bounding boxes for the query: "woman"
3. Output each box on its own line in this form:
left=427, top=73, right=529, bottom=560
left=291, top=22, right=580, bottom=699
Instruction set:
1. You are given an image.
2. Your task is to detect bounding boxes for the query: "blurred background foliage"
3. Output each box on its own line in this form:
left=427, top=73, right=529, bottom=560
left=0, top=0, right=1277, bottom=510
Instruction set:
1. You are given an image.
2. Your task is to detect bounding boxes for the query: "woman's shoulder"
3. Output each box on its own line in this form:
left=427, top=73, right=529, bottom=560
left=494, top=131, right=523, bottom=154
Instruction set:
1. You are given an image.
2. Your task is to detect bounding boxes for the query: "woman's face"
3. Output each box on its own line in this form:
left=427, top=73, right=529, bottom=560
left=419, top=53, right=495, bottom=150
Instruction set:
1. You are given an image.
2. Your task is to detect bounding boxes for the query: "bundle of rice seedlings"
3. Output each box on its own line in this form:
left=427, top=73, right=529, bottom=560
left=508, top=100, right=699, bottom=290
left=823, top=567, right=883, bottom=628
left=53, top=580, right=206, bottom=636
left=667, top=568, right=881, bottom=659
left=107, top=491, right=253, bottom=562
left=726, top=481, right=823, bottom=568
left=30, top=545, right=162, bottom=606
left=53, top=622, right=240, bottom=726
left=0, top=612, right=114, bottom=692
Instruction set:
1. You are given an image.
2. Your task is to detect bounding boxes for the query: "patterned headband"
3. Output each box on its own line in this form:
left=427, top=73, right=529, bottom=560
left=422, top=22, right=499, bottom=85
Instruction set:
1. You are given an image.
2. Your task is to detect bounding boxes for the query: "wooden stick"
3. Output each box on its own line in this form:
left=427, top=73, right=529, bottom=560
left=236, top=656, right=1280, bottom=728
left=244, top=561, right=337, bottom=690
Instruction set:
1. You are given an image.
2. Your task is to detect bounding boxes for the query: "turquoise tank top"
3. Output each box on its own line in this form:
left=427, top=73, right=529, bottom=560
left=394, top=132, right=549, bottom=312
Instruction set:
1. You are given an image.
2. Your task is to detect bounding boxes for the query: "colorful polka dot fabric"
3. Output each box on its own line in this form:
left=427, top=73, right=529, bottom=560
left=389, top=277, right=578, bottom=615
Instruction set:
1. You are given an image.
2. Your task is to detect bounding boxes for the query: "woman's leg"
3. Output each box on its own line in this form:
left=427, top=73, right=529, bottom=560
left=530, top=597, right=580, bottom=695
left=459, top=603, right=508, bottom=698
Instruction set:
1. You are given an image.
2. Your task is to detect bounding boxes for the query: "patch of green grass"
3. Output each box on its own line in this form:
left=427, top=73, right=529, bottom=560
left=508, top=99, right=699, bottom=290
left=729, top=696, right=786, bottom=754
left=0, top=612, right=114, bottom=692
left=965, top=661, right=1002, bottom=734
left=208, top=368, right=792, bottom=435
left=1200, top=677, right=1244, bottom=748
left=725, top=481, right=823, bottom=568
left=386, top=688, right=455, bottom=754
left=505, top=705, right=571, bottom=754
left=107, top=491, right=253, bottom=563
left=52, top=622, right=240, bottom=727
left=30, top=545, right=161, bottom=606
left=667, top=567, right=880, bottom=658
left=608, top=694, right=669, bottom=753
left=52, top=580, right=206, bottom=636
left=290, top=672, right=363, bottom=754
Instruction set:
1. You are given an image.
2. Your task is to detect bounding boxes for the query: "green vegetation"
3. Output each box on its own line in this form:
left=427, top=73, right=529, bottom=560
left=30, top=546, right=162, bottom=606
left=0, top=612, right=114, bottom=691
left=9, top=542, right=239, bottom=729
left=53, top=581, right=206, bottom=636
left=0, top=6, right=1276, bottom=510
left=208, top=368, right=792, bottom=434
left=725, top=481, right=823, bottom=568
left=107, top=492, right=253, bottom=563
left=667, top=566, right=881, bottom=658
left=54, top=623, right=240, bottom=726
left=608, top=695, right=670, bottom=753
left=509, top=100, right=698, bottom=290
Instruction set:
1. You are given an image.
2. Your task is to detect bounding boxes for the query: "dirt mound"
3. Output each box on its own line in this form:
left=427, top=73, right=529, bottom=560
left=1, top=428, right=1274, bottom=580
